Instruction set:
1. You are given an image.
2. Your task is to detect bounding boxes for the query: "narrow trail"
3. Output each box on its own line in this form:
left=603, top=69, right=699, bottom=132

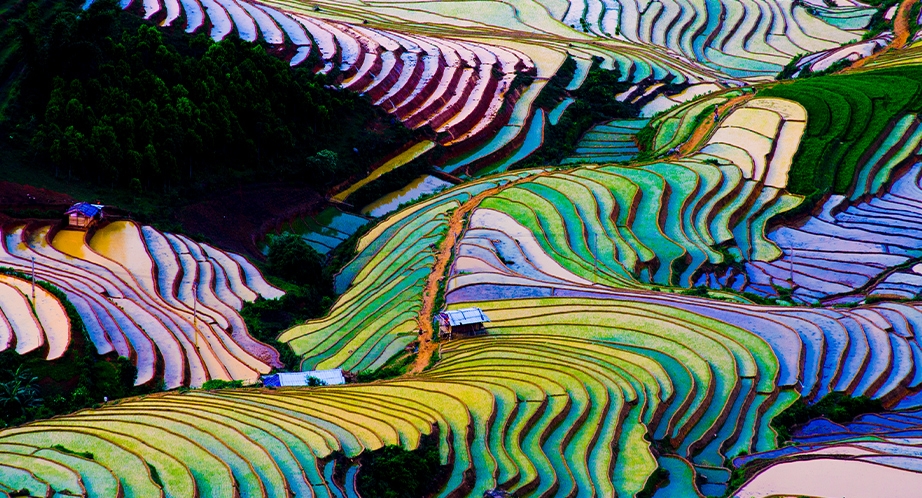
left=410, top=169, right=554, bottom=374
left=410, top=91, right=752, bottom=374
left=893, top=0, right=918, bottom=49
left=677, top=93, right=754, bottom=156
left=851, top=0, right=919, bottom=69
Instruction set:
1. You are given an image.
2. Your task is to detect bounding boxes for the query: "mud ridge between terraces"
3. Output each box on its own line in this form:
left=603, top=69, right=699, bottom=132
left=677, top=92, right=754, bottom=156
left=851, top=0, right=919, bottom=70
left=410, top=169, right=557, bottom=374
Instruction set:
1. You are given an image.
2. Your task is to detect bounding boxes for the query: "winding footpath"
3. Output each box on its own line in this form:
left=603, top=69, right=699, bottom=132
left=410, top=169, right=555, bottom=373
left=678, top=92, right=754, bottom=156
left=852, top=0, right=919, bottom=69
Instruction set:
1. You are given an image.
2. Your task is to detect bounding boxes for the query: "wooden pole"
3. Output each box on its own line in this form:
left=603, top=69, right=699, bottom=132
left=30, top=257, right=35, bottom=301
left=193, top=282, right=198, bottom=349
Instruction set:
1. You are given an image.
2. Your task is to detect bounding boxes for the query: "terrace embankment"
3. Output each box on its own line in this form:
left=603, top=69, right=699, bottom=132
left=677, top=92, right=754, bottom=156
left=851, top=0, right=920, bottom=69
left=410, top=169, right=554, bottom=373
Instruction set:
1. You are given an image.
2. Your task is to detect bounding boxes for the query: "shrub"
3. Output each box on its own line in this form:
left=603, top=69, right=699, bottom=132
left=201, top=379, right=244, bottom=390
left=356, top=353, right=415, bottom=382
left=356, top=434, right=448, bottom=498
left=266, top=232, right=325, bottom=288
left=770, top=391, right=883, bottom=443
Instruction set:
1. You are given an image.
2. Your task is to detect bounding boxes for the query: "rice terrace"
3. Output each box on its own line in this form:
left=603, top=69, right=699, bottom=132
left=2, top=0, right=922, bottom=495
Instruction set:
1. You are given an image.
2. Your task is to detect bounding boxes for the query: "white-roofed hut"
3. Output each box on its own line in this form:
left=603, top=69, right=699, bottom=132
left=261, top=368, right=346, bottom=387
left=438, top=307, right=490, bottom=340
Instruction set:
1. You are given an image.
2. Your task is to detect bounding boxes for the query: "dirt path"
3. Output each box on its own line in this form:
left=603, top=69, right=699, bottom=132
left=851, top=0, right=919, bottom=69
left=409, top=170, right=552, bottom=374
left=409, top=91, right=753, bottom=373
left=677, top=93, right=754, bottom=156
left=893, top=0, right=918, bottom=49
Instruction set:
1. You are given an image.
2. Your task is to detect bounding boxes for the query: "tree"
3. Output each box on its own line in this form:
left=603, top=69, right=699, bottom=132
left=356, top=436, right=447, bottom=498
left=305, top=149, right=339, bottom=181
left=0, top=366, right=42, bottom=416
left=266, top=232, right=324, bottom=287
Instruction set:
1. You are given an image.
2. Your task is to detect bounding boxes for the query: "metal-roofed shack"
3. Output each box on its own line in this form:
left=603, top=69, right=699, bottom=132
left=262, top=368, right=346, bottom=387
left=438, top=307, right=490, bottom=339
left=65, top=202, right=104, bottom=230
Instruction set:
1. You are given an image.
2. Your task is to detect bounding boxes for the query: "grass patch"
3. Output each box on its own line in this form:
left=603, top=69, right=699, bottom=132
left=200, top=379, right=244, bottom=390
left=355, top=352, right=416, bottom=382
left=147, top=463, right=163, bottom=488
left=51, top=445, right=94, bottom=460
left=759, top=68, right=922, bottom=197
left=637, top=467, right=670, bottom=498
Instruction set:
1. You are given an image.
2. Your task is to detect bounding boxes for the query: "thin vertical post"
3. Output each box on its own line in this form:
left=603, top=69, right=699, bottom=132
left=789, top=245, right=795, bottom=286
left=193, top=282, right=198, bottom=348
left=31, top=257, right=35, bottom=301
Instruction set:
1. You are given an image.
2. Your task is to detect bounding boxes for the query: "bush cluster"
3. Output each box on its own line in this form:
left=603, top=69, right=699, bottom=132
left=516, top=57, right=638, bottom=168
left=355, top=434, right=449, bottom=498
left=770, top=391, right=883, bottom=443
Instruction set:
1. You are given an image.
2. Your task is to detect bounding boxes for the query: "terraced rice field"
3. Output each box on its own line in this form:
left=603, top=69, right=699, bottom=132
left=0, top=221, right=283, bottom=388
left=21, top=285, right=922, bottom=495
left=561, top=118, right=648, bottom=165
left=735, top=409, right=922, bottom=497
left=280, top=171, right=537, bottom=372
left=0, top=274, right=69, bottom=360
left=87, top=0, right=886, bottom=177
left=444, top=97, right=805, bottom=291
left=0, top=295, right=795, bottom=497
left=15, top=0, right=922, bottom=495
left=708, top=160, right=922, bottom=304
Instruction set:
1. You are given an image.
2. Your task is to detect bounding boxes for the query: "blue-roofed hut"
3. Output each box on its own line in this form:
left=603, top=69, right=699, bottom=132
left=65, top=202, right=104, bottom=230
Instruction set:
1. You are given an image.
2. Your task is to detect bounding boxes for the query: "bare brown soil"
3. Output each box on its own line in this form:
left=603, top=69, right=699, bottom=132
left=677, top=93, right=754, bottom=156
left=0, top=181, right=74, bottom=209
left=410, top=170, right=553, bottom=374
left=177, top=183, right=324, bottom=259
left=893, top=0, right=919, bottom=49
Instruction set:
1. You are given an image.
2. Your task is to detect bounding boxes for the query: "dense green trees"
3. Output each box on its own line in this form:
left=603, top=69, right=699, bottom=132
left=240, top=231, right=341, bottom=370
left=10, top=0, right=417, bottom=194
left=356, top=435, right=448, bottom=498
left=266, top=232, right=326, bottom=288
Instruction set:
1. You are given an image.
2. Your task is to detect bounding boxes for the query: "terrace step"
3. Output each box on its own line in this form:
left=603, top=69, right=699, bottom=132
left=715, top=162, right=922, bottom=304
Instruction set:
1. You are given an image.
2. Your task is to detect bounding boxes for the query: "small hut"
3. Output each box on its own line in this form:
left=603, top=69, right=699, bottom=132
left=438, top=308, right=490, bottom=339
left=261, top=368, right=346, bottom=387
left=65, top=202, right=104, bottom=230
